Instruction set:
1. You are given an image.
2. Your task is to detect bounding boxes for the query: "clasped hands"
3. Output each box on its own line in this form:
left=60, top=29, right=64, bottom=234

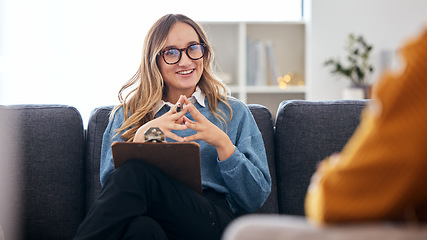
left=133, top=95, right=235, bottom=161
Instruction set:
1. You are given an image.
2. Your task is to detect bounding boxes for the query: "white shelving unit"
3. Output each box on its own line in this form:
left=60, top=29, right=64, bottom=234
left=201, top=21, right=306, bottom=118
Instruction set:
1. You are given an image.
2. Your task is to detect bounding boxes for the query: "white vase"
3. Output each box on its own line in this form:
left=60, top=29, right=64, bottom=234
left=342, top=87, right=365, bottom=100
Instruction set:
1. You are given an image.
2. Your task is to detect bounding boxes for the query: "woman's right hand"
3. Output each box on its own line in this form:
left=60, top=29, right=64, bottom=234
left=133, top=96, right=188, bottom=142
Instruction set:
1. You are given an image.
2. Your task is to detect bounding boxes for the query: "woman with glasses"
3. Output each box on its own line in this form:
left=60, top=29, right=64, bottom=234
left=74, top=14, right=271, bottom=240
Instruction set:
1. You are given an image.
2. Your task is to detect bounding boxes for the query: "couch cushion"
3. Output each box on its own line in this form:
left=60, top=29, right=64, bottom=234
left=274, top=100, right=367, bottom=215
left=85, top=106, right=113, bottom=214
left=85, top=104, right=278, bottom=214
left=2, top=105, right=85, bottom=239
left=247, top=104, right=278, bottom=214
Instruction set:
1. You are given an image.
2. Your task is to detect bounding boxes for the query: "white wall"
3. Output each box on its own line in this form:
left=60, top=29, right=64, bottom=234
left=305, top=0, right=427, bottom=100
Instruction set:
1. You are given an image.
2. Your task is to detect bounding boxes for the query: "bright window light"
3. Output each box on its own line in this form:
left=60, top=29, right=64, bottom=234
left=0, top=0, right=302, bottom=125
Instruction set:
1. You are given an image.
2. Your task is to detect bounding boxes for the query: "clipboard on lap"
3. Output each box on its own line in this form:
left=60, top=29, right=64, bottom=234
left=111, top=141, right=202, bottom=195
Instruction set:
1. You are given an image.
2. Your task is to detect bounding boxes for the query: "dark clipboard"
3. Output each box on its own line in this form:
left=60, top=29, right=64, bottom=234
left=111, top=141, right=202, bottom=195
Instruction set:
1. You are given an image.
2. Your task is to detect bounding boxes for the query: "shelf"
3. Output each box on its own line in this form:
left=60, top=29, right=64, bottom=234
left=247, top=85, right=305, bottom=93
left=201, top=21, right=305, bottom=116
left=229, top=85, right=305, bottom=94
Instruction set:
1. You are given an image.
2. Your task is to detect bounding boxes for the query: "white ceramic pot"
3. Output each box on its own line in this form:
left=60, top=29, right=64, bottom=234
left=342, top=87, right=365, bottom=100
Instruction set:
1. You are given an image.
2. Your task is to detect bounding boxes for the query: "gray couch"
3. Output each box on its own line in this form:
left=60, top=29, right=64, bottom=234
left=4, top=99, right=404, bottom=239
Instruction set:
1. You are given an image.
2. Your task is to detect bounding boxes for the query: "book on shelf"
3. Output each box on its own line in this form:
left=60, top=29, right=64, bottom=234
left=246, top=38, right=279, bottom=86
left=265, top=41, right=279, bottom=86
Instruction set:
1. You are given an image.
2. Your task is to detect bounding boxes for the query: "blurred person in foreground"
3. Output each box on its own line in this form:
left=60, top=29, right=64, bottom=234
left=305, top=26, right=427, bottom=224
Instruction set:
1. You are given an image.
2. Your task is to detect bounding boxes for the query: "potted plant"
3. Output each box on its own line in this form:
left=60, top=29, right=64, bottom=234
left=324, top=33, right=374, bottom=99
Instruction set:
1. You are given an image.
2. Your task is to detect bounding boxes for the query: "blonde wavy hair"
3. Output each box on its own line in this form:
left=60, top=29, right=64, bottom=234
left=112, top=14, right=233, bottom=142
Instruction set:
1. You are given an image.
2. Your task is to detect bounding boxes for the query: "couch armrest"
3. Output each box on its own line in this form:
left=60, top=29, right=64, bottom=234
left=223, top=215, right=427, bottom=240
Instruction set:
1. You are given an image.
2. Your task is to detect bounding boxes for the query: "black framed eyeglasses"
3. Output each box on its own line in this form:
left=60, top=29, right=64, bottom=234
left=158, top=43, right=206, bottom=65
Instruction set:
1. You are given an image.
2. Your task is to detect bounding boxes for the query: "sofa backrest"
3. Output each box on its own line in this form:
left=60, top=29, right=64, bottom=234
left=84, top=104, right=278, bottom=214
left=85, top=106, right=113, bottom=213
left=274, top=100, right=367, bottom=216
left=248, top=105, right=278, bottom=214
left=84, top=106, right=113, bottom=213
left=2, top=105, right=85, bottom=240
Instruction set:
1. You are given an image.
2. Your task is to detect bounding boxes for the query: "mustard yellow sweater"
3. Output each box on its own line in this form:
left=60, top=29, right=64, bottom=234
left=305, top=27, right=427, bottom=224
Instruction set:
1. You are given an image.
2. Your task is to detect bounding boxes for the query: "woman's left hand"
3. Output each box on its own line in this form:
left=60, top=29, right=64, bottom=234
left=181, top=96, right=235, bottom=161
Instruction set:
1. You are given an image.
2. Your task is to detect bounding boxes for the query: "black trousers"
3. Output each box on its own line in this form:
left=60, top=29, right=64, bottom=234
left=74, top=160, right=235, bottom=240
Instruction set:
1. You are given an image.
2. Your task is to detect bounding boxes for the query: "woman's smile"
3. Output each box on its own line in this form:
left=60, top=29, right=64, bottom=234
left=176, top=68, right=195, bottom=75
